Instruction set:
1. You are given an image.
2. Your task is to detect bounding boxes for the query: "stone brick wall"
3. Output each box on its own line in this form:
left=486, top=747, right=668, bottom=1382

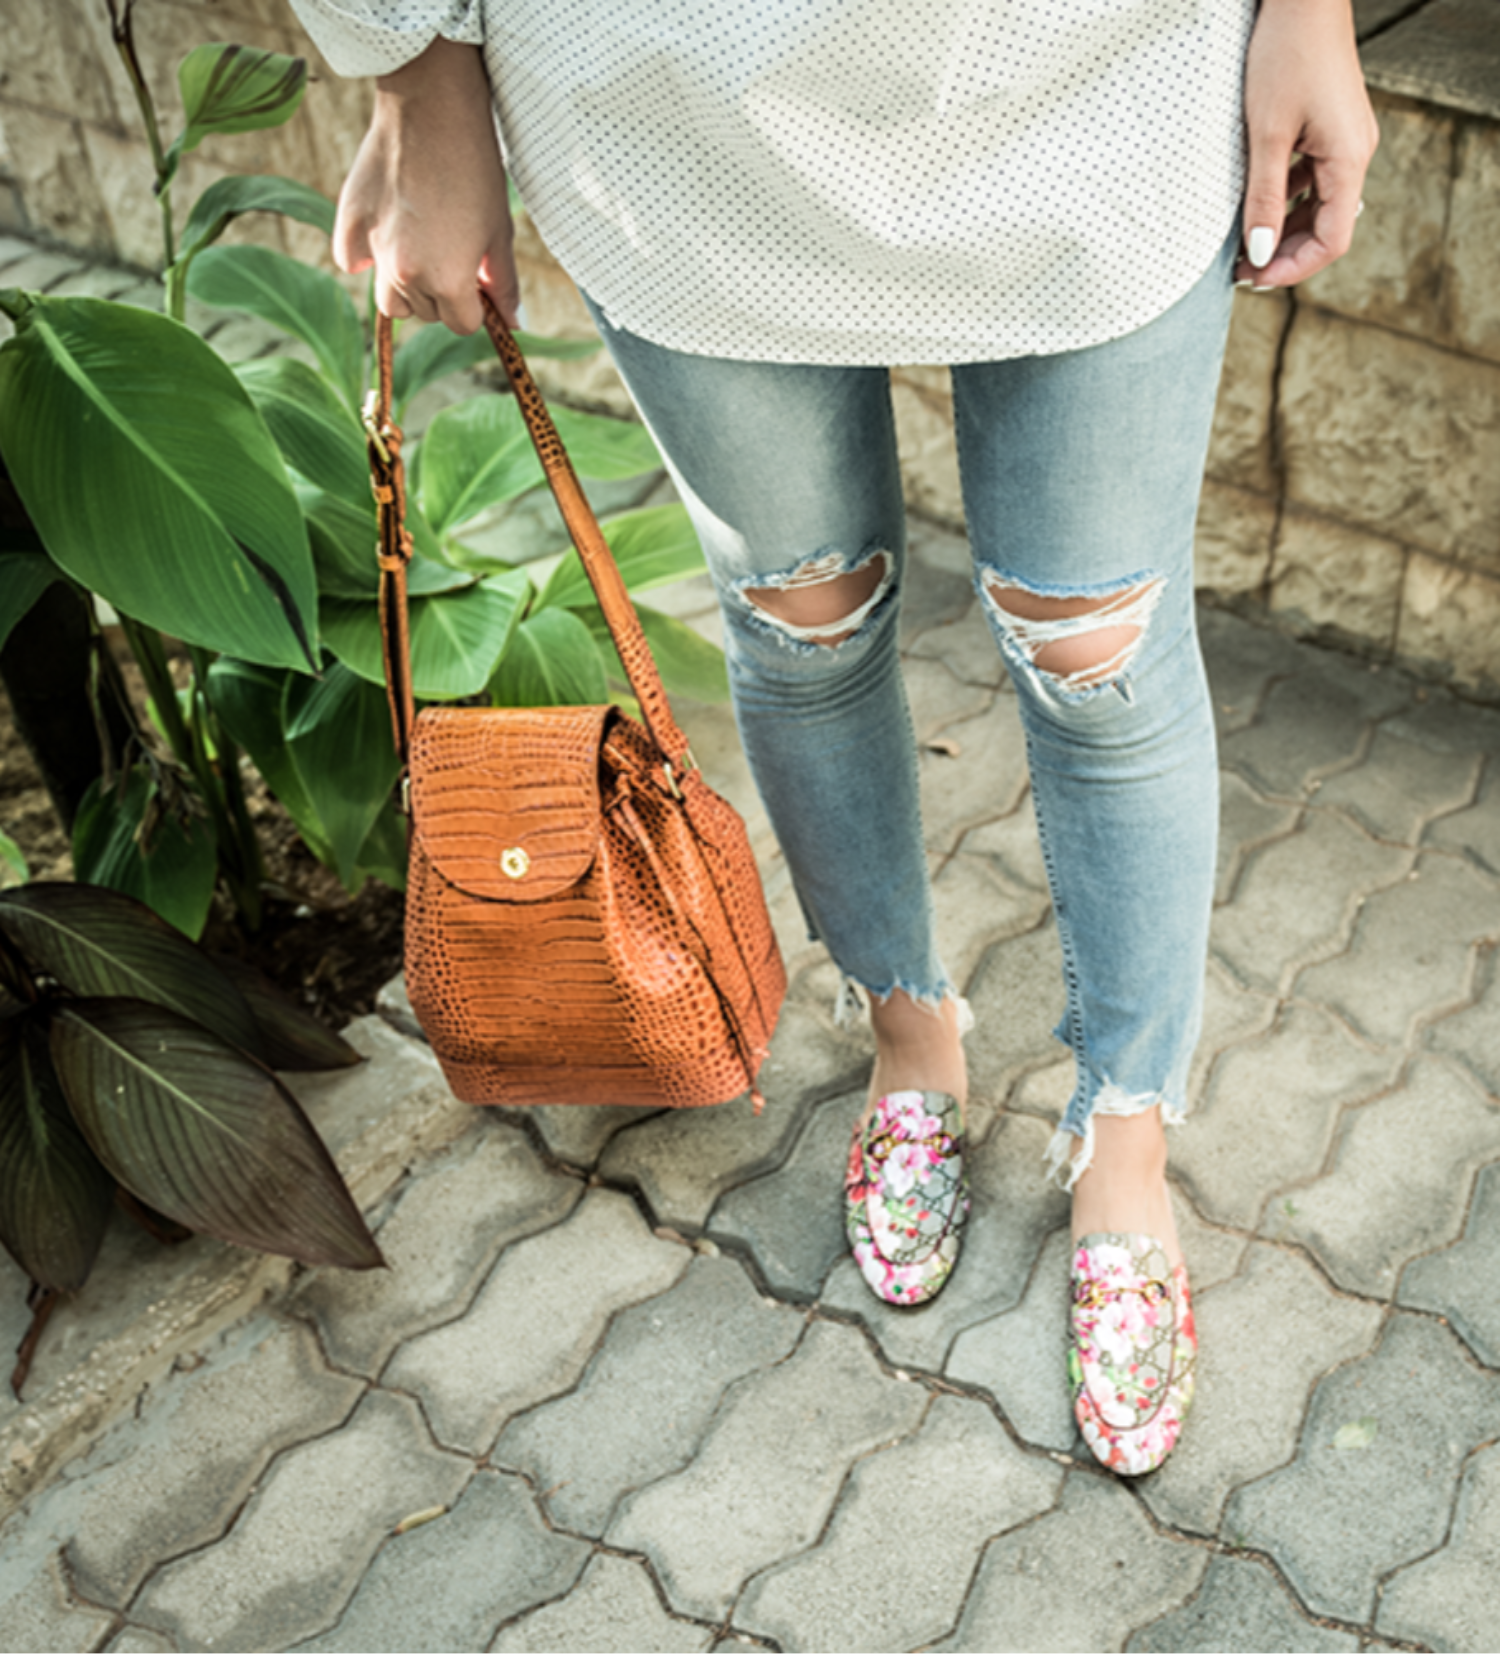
left=4, top=0, right=1497, bottom=699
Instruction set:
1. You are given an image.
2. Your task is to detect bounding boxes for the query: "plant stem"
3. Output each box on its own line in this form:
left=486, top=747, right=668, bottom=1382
left=106, top=0, right=178, bottom=283
left=188, top=645, right=264, bottom=931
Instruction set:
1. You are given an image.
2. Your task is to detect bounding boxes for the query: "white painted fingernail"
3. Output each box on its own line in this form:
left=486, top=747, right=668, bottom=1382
left=1250, top=283, right=1277, bottom=293
left=1248, top=226, right=1276, bottom=268
left=1234, top=278, right=1254, bottom=289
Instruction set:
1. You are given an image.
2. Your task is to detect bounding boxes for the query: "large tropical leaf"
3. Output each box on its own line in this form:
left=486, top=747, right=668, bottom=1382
left=389, top=324, right=601, bottom=418
left=321, top=568, right=530, bottom=700
left=174, top=44, right=307, bottom=160
left=582, top=602, right=730, bottom=703
left=204, top=659, right=333, bottom=865
left=0, top=550, right=64, bottom=653
left=187, top=246, right=364, bottom=410
left=235, top=356, right=367, bottom=504
left=0, top=1011, right=114, bottom=1291
left=294, top=481, right=466, bottom=602
left=176, top=174, right=334, bottom=269
left=209, top=956, right=361, bottom=1072
left=489, top=606, right=609, bottom=708
left=50, top=998, right=380, bottom=1269
left=0, top=883, right=263, bottom=1057
left=536, top=504, right=705, bottom=611
left=415, top=397, right=544, bottom=538
left=71, top=770, right=219, bottom=941
left=284, top=663, right=402, bottom=885
left=549, top=408, right=661, bottom=479
left=0, top=293, right=318, bottom=670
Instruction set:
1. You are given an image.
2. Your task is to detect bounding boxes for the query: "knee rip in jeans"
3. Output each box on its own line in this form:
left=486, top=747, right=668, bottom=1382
left=741, top=548, right=894, bottom=647
left=981, top=572, right=1165, bottom=696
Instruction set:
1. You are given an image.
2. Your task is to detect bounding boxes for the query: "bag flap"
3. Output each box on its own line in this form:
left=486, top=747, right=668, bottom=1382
left=408, top=704, right=614, bottom=901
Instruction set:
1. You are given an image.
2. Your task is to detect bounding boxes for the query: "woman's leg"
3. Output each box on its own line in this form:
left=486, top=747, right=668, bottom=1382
left=950, top=232, right=1238, bottom=1253
left=582, top=303, right=966, bottom=1105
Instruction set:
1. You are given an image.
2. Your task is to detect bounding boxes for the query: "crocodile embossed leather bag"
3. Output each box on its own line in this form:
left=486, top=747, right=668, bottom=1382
left=365, top=301, right=785, bottom=1110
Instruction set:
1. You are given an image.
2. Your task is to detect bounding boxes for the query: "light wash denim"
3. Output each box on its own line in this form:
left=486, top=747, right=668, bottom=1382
left=583, top=229, right=1237, bottom=1179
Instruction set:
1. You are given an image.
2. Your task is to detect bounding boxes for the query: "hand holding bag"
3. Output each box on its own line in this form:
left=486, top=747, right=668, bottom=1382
left=365, top=297, right=785, bottom=1110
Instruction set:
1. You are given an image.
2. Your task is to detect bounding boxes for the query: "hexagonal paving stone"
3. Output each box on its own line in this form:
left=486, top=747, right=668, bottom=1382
left=945, top=1226, right=1077, bottom=1453
left=1126, top=1553, right=1359, bottom=1653
left=1216, top=771, right=1301, bottom=906
left=0, top=1547, right=113, bottom=1654
left=1398, top=1160, right=1500, bottom=1368
left=1377, top=1443, right=1500, bottom=1652
left=930, top=851, right=1052, bottom=996
left=709, top=1090, right=863, bottom=1298
left=599, top=1005, right=869, bottom=1232
left=737, top=1394, right=1062, bottom=1652
left=940, top=1470, right=1206, bottom=1652
left=1174, top=1004, right=1399, bottom=1231
left=1425, top=759, right=1500, bottom=879
left=491, top=1553, right=715, bottom=1653
left=1314, top=726, right=1482, bottom=846
left=294, top=1121, right=583, bottom=1375
left=0, top=1318, right=360, bottom=1612
left=1266, top=1057, right=1500, bottom=1299
left=960, top=793, right=1049, bottom=897
left=386, top=1189, right=690, bottom=1454
left=1218, top=660, right=1411, bottom=801
left=1199, top=607, right=1310, bottom=736
left=819, top=1112, right=1069, bottom=1374
left=1210, top=810, right=1412, bottom=996
left=962, top=925, right=1070, bottom=1115
left=608, top=1319, right=928, bottom=1622
left=901, top=656, right=995, bottom=743
left=1428, top=942, right=1500, bottom=1095
left=292, top=1472, right=590, bottom=1653
left=920, top=695, right=1031, bottom=854
left=131, top=1390, right=473, bottom=1652
left=1136, top=1243, right=1383, bottom=1538
left=493, top=1254, right=803, bottom=1536
left=907, top=604, right=1008, bottom=689
left=1295, top=853, right=1500, bottom=1048
left=1225, top=1313, right=1500, bottom=1624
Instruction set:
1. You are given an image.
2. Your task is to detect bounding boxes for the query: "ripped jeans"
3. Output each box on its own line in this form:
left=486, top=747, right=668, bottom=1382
left=583, top=228, right=1236, bottom=1171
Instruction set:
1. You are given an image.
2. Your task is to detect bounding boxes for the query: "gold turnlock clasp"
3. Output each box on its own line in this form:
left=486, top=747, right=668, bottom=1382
left=500, top=846, right=531, bottom=880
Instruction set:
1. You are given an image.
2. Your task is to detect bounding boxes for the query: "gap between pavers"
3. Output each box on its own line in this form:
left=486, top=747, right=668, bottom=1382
left=0, top=1015, right=472, bottom=1522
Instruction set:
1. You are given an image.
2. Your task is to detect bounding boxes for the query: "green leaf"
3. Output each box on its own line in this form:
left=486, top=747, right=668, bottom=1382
left=0, top=296, right=319, bottom=671
left=0, top=550, right=65, bottom=653
left=235, top=357, right=368, bottom=504
left=391, top=325, right=494, bottom=418
left=0, top=1010, right=115, bottom=1291
left=188, top=245, right=363, bottom=410
left=50, top=997, right=380, bottom=1269
left=0, top=829, right=27, bottom=888
left=321, top=568, right=530, bottom=700
left=176, top=44, right=308, bottom=155
left=175, top=173, right=334, bottom=267
left=537, top=504, right=705, bottom=611
left=0, top=883, right=263, bottom=1056
left=1332, top=1417, right=1379, bottom=1451
left=582, top=602, right=729, bottom=703
left=353, top=803, right=407, bottom=891
left=72, top=770, right=219, bottom=941
left=512, top=329, right=603, bottom=361
left=285, top=663, right=402, bottom=885
left=489, top=606, right=609, bottom=708
left=550, top=407, right=661, bottom=479
left=209, top=956, right=362, bottom=1072
left=295, top=482, right=468, bottom=601
left=204, top=659, right=332, bottom=865
left=415, top=397, right=543, bottom=538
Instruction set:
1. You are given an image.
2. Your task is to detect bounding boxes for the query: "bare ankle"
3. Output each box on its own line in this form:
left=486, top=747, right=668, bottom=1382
left=863, top=990, right=968, bottom=1118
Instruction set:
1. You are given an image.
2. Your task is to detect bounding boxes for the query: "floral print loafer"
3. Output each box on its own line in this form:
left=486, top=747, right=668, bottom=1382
left=844, top=1089, right=969, bottom=1307
left=1068, top=1232, right=1196, bottom=1476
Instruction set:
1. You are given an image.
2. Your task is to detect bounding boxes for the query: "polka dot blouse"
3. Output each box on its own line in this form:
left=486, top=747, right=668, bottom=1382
left=291, top=0, right=1254, bottom=366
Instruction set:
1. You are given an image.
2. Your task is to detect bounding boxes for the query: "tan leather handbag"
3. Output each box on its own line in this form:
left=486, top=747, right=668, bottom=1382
left=365, top=299, right=785, bottom=1111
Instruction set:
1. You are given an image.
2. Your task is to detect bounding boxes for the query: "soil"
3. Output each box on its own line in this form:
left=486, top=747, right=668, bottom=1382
left=0, top=677, right=405, bottom=1032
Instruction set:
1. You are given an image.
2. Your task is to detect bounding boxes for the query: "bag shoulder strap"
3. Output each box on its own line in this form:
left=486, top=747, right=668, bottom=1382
left=366, top=299, right=695, bottom=777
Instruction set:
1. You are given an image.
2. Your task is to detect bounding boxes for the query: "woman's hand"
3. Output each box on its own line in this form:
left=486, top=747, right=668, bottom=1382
left=334, top=36, right=518, bottom=334
left=1237, top=0, right=1380, bottom=287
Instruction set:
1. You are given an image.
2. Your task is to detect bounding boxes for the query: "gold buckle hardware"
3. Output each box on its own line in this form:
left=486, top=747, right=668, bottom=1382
left=500, top=846, right=531, bottom=880
left=662, top=747, right=700, bottom=801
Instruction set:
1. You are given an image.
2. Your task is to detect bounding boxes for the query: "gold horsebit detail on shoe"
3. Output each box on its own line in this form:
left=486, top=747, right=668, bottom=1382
left=1074, top=1276, right=1170, bottom=1311
left=866, top=1129, right=959, bottom=1166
